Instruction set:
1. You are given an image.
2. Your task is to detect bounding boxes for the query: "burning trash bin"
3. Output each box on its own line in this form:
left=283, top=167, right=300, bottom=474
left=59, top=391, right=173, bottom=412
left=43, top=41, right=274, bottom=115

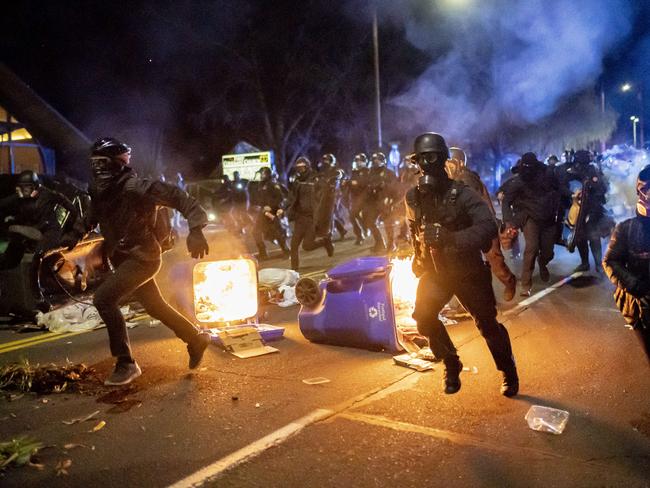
left=166, top=257, right=285, bottom=346
left=296, top=256, right=421, bottom=353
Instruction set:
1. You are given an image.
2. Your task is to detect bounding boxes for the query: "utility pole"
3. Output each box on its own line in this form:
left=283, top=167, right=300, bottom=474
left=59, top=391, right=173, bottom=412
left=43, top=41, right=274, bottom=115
left=372, top=7, right=383, bottom=150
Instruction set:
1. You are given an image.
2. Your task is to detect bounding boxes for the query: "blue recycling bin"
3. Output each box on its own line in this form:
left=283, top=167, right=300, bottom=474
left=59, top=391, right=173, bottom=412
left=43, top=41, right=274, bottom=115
left=298, top=256, right=402, bottom=353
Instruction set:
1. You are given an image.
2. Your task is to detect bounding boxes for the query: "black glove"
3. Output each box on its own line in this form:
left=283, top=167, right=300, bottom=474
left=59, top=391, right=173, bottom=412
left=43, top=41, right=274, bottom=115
left=186, top=227, right=209, bottom=259
left=423, top=223, right=451, bottom=250
left=60, top=233, right=80, bottom=251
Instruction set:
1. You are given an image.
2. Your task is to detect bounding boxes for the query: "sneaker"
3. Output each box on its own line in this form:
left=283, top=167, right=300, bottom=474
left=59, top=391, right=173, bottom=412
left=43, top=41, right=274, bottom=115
left=104, top=361, right=142, bottom=386
left=188, top=332, right=212, bottom=369
left=324, top=238, right=334, bottom=257
left=574, top=263, right=590, bottom=272
left=500, top=368, right=519, bottom=397
left=539, top=264, right=550, bottom=283
left=443, top=359, right=463, bottom=394
left=503, top=275, right=517, bottom=302
left=519, top=287, right=532, bottom=297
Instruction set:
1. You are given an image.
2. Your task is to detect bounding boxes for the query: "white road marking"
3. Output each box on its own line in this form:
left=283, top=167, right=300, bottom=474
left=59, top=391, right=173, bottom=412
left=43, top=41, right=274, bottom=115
left=503, top=271, right=585, bottom=318
left=167, top=408, right=334, bottom=488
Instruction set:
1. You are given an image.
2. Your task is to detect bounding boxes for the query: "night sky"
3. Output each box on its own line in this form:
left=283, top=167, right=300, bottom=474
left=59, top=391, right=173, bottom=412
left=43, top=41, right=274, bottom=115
left=1, top=0, right=649, bottom=179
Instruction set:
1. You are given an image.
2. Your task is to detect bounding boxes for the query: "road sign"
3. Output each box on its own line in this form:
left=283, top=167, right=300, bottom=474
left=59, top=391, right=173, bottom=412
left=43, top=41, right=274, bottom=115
left=221, top=151, right=274, bottom=180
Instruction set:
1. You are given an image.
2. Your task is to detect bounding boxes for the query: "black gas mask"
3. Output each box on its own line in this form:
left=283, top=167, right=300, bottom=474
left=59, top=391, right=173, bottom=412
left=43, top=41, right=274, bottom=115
left=416, top=151, right=449, bottom=194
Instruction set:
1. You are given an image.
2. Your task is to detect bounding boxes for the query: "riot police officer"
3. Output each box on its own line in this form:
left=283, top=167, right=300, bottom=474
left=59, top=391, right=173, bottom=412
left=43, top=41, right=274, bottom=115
left=562, top=150, right=611, bottom=272
left=445, top=147, right=517, bottom=301
left=345, top=153, right=370, bottom=245
left=603, top=165, right=650, bottom=363
left=286, top=157, right=334, bottom=271
left=407, top=132, right=518, bottom=396
left=316, top=153, right=347, bottom=240
left=364, top=152, right=400, bottom=253
left=251, top=167, right=289, bottom=260
left=0, top=170, right=80, bottom=269
left=72, top=137, right=212, bottom=386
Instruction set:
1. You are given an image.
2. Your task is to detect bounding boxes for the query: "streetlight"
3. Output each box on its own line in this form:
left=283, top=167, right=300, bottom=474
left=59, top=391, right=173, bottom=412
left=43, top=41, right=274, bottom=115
left=631, top=115, right=640, bottom=148
left=621, top=82, right=645, bottom=147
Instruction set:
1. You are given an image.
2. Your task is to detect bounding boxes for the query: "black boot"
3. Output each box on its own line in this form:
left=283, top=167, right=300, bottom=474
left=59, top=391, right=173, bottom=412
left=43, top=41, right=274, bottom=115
left=442, top=357, right=463, bottom=394
left=500, top=367, right=519, bottom=397
left=324, top=237, right=334, bottom=257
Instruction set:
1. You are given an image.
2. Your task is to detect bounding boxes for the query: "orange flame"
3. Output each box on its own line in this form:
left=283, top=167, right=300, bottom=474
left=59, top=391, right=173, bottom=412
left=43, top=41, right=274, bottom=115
left=390, top=256, right=419, bottom=327
left=193, top=259, right=258, bottom=323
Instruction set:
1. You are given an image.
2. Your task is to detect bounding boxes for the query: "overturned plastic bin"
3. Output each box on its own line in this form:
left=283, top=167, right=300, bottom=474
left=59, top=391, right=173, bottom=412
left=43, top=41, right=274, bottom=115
left=296, top=256, right=401, bottom=353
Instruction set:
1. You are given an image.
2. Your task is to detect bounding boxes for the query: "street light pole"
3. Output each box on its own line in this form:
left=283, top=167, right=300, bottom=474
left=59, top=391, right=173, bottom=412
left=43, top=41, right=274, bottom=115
left=622, top=82, right=645, bottom=148
left=372, top=7, right=383, bottom=150
left=631, top=116, right=639, bottom=148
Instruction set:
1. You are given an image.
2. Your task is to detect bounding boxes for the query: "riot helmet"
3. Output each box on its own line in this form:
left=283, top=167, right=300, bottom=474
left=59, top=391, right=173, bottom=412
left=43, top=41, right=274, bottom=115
left=15, top=170, right=41, bottom=198
left=573, top=150, right=591, bottom=166
left=547, top=154, right=559, bottom=166
left=320, top=153, right=337, bottom=168
left=294, top=156, right=312, bottom=181
left=259, top=166, right=272, bottom=182
left=512, top=152, right=543, bottom=182
left=353, top=153, right=368, bottom=169
left=90, top=137, right=131, bottom=178
left=371, top=152, right=386, bottom=168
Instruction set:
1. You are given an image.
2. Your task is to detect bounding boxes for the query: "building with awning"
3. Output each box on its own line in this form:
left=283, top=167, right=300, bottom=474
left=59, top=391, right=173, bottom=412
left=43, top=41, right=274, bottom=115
left=0, top=62, right=90, bottom=177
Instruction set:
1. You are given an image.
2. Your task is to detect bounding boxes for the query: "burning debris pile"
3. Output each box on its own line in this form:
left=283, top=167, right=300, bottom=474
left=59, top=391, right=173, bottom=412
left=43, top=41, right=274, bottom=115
left=0, top=360, right=97, bottom=395
left=193, top=259, right=258, bottom=324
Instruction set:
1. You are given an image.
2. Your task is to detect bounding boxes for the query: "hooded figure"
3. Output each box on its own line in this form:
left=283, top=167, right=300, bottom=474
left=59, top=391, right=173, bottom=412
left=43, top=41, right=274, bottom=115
left=603, top=165, right=650, bottom=364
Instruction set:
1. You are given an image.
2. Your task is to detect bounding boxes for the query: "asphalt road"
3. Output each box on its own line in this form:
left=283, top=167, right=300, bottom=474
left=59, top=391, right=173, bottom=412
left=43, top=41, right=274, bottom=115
left=0, top=231, right=649, bottom=487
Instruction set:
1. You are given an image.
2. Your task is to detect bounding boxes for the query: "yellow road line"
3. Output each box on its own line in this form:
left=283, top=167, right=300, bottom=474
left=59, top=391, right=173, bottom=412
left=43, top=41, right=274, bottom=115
left=0, top=331, right=87, bottom=354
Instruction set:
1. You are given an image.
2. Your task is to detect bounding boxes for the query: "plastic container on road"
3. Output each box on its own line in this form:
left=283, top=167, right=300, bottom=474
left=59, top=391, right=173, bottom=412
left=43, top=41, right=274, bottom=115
left=525, top=405, right=570, bottom=435
left=297, top=256, right=401, bottom=353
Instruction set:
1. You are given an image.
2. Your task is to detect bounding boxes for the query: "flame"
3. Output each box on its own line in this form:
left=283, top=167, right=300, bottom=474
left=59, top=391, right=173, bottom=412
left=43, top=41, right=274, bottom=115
left=390, top=256, right=418, bottom=308
left=193, top=259, right=258, bottom=323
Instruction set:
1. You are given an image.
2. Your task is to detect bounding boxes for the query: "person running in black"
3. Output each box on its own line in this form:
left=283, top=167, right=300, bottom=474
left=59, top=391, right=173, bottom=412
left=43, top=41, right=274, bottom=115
left=407, top=132, right=518, bottom=396
left=71, top=138, right=212, bottom=386
left=364, top=152, right=400, bottom=253
left=286, top=157, right=334, bottom=271
left=344, top=153, right=370, bottom=245
left=251, top=167, right=289, bottom=260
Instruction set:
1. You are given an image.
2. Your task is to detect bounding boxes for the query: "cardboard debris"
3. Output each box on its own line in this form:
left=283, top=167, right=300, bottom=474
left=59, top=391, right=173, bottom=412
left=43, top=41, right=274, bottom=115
left=302, top=377, right=331, bottom=385
left=393, top=353, right=435, bottom=372
left=216, top=327, right=278, bottom=358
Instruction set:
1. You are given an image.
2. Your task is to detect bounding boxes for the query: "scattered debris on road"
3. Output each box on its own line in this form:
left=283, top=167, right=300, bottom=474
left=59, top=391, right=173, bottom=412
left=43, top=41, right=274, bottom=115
left=0, top=360, right=98, bottom=394
left=0, top=436, right=43, bottom=471
left=54, top=458, right=72, bottom=476
left=62, top=410, right=100, bottom=425
left=302, top=377, right=331, bottom=385
left=525, top=405, right=570, bottom=434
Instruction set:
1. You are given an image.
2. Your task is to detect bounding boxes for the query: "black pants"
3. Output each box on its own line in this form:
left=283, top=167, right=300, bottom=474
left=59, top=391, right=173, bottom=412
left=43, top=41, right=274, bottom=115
left=93, top=252, right=199, bottom=360
left=290, top=214, right=328, bottom=270
left=363, top=202, right=394, bottom=249
left=349, top=198, right=365, bottom=241
left=253, top=214, right=288, bottom=256
left=577, top=237, right=602, bottom=270
left=521, top=219, right=556, bottom=288
left=413, top=263, right=516, bottom=372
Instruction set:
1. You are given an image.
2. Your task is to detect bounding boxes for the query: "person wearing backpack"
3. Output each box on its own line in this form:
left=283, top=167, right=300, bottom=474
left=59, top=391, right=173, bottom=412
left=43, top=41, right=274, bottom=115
left=71, top=137, right=211, bottom=386
left=407, top=133, right=518, bottom=397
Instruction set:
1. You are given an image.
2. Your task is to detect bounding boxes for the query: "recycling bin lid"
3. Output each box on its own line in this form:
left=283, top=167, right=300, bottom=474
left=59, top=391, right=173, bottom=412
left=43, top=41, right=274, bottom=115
left=327, top=256, right=390, bottom=279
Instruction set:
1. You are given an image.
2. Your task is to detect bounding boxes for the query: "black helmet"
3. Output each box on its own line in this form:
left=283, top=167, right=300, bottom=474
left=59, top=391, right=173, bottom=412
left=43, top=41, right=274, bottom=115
left=414, top=132, right=449, bottom=158
left=16, top=170, right=40, bottom=186
left=371, top=152, right=386, bottom=167
left=321, top=153, right=336, bottom=167
left=259, top=166, right=272, bottom=181
left=91, top=137, right=131, bottom=158
left=573, top=150, right=591, bottom=165
left=15, top=170, right=41, bottom=198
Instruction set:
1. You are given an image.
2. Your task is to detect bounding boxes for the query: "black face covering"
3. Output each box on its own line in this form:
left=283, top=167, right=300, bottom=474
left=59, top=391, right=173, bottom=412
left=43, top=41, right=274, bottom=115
left=91, top=156, right=125, bottom=193
left=417, top=152, right=449, bottom=193
left=295, top=167, right=310, bottom=182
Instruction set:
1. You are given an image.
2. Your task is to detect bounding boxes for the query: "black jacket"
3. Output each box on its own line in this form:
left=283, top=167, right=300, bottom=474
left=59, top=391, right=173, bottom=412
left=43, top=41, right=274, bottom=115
left=406, top=180, right=497, bottom=275
left=367, top=167, right=399, bottom=203
left=286, top=174, right=321, bottom=220
left=0, top=187, right=78, bottom=233
left=501, top=168, right=560, bottom=227
left=603, top=215, right=650, bottom=324
left=83, top=167, right=207, bottom=260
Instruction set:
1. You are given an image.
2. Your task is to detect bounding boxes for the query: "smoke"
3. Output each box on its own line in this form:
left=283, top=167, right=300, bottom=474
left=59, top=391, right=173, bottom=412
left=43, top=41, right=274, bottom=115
left=377, top=0, right=634, bottom=143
